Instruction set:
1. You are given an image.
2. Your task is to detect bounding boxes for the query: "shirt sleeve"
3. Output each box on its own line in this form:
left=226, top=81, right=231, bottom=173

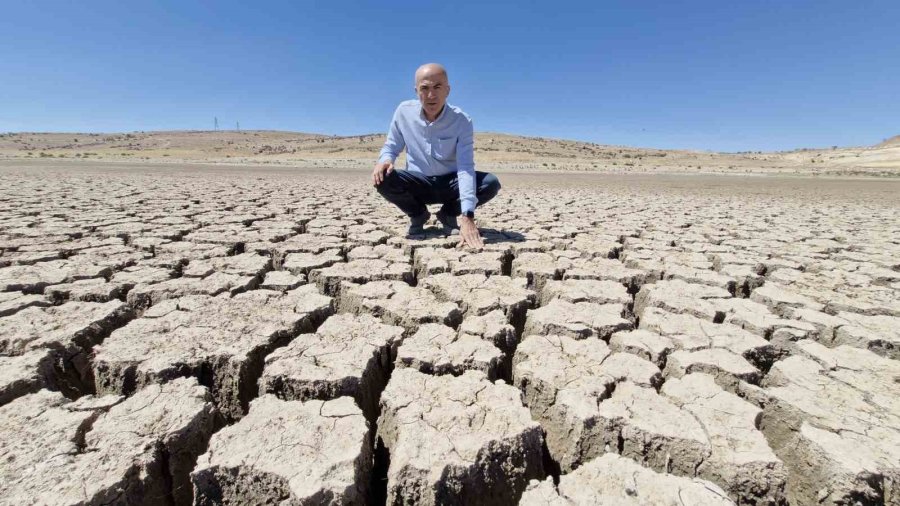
left=456, top=116, right=477, bottom=214
left=378, top=107, right=406, bottom=164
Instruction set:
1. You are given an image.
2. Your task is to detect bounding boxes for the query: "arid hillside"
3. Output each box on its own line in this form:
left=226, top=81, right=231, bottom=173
left=0, top=130, right=898, bottom=176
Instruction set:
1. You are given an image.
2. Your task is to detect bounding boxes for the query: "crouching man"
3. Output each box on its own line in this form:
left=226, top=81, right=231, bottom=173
left=372, top=63, right=501, bottom=248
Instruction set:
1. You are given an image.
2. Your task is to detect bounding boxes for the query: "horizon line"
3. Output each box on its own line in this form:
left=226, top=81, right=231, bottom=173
left=1, top=128, right=892, bottom=155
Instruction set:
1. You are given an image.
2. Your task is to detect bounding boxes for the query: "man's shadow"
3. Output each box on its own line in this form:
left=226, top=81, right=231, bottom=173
left=407, top=226, right=526, bottom=244
left=480, top=228, right=526, bottom=244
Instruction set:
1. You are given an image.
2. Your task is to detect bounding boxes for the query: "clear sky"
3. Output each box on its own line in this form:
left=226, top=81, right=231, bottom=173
left=1, top=0, right=898, bottom=151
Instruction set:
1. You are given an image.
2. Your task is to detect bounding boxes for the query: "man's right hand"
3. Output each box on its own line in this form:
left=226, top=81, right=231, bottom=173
left=372, top=161, right=394, bottom=185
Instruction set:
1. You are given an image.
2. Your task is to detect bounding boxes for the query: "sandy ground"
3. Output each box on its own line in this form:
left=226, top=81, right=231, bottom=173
left=2, top=129, right=899, bottom=177
left=1, top=159, right=898, bottom=505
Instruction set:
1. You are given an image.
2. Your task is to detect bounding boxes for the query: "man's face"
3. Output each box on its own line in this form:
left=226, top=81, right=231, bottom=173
left=415, top=71, right=450, bottom=120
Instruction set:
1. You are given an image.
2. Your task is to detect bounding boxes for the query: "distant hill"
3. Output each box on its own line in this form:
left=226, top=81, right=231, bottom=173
left=876, top=135, right=900, bottom=148
left=0, top=130, right=897, bottom=177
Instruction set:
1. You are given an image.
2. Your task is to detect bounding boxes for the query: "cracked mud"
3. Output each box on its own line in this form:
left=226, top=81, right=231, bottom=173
left=0, top=163, right=898, bottom=505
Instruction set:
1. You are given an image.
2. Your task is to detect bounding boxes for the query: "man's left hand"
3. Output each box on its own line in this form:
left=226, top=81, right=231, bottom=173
left=457, top=215, right=484, bottom=249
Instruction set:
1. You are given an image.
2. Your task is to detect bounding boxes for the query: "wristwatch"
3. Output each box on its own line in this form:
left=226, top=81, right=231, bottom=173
left=463, top=211, right=475, bottom=219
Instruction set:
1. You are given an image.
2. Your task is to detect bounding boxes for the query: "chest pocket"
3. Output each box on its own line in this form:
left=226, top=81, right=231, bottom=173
left=432, top=136, right=457, bottom=161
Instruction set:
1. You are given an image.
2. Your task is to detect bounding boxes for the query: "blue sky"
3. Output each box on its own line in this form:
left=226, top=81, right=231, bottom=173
left=1, top=0, right=898, bottom=151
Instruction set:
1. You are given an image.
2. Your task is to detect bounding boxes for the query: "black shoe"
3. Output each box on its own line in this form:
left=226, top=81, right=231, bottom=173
left=407, top=211, right=430, bottom=236
left=435, top=210, right=460, bottom=236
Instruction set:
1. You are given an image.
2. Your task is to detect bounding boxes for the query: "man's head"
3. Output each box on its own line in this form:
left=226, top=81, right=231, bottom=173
left=414, top=63, right=450, bottom=121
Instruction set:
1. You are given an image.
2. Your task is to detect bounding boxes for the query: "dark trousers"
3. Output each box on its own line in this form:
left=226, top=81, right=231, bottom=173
left=375, top=170, right=501, bottom=218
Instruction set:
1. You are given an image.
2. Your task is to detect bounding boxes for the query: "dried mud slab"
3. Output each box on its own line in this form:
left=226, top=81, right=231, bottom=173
left=593, top=381, right=711, bottom=476
left=0, top=291, right=50, bottom=317
left=154, top=240, right=232, bottom=262
left=663, top=348, right=762, bottom=389
left=420, top=272, right=535, bottom=330
left=192, top=395, right=371, bottom=505
left=74, top=244, right=152, bottom=270
left=414, top=246, right=508, bottom=277
left=0, top=378, right=217, bottom=505
left=663, top=263, right=739, bottom=292
left=259, top=269, right=305, bottom=291
left=717, top=297, right=816, bottom=340
left=0, top=300, right=132, bottom=400
left=45, top=277, right=125, bottom=303
left=539, top=278, right=630, bottom=307
left=458, top=309, right=518, bottom=354
left=563, top=256, right=655, bottom=291
left=377, top=368, right=543, bottom=505
left=340, top=280, right=463, bottom=332
left=510, top=251, right=569, bottom=292
left=0, top=259, right=110, bottom=293
left=127, top=271, right=260, bottom=307
left=750, top=283, right=825, bottom=314
left=259, top=313, right=403, bottom=420
left=0, top=349, right=55, bottom=406
left=661, top=373, right=788, bottom=504
left=387, top=231, right=457, bottom=255
left=251, top=233, right=344, bottom=265
left=513, top=334, right=661, bottom=471
left=756, top=340, right=900, bottom=505
left=520, top=453, right=734, bottom=505
left=346, top=243, right=409, bottom=262
left=181, top=251, right=271, bottom=278
left=608, top=329, right=674, bottom=368
left=281, top=248, right=343, bottom=275
left=633, top=278, right=733, bottom=322
left=395, top=323, right=504, bottom=380
left=523, top=299, right=632, bottom=340
left=831, top=311, right=900, bottom=359
left=639, top=307, right=776, bottom=371
left=566, top=233, right=622, bottom=259
left=93, top=285, right=333, bottom=421
left=309, top=258, right=412, bottom=295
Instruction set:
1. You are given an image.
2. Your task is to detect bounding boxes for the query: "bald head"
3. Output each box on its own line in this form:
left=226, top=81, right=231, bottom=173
left=415, top=63, right=448, bottom=85
left=414, top=63, right=451, bottom=122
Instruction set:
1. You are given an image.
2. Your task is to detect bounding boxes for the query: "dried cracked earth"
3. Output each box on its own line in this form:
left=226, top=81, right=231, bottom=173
left=1, top=161, right=898, bottom=505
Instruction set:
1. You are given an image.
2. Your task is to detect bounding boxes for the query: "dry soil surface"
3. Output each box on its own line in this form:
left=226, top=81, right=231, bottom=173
left=2, top=129, right=899, bottom=177
left=1, top=160, right=899, bottom=505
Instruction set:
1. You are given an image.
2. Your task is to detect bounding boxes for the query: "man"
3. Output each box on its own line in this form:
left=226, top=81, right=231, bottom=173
left=372, top=63, right=501, bottom=248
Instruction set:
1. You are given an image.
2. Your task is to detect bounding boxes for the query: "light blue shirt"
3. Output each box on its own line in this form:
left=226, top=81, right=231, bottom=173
left=378, top=100, right=477, bottom=214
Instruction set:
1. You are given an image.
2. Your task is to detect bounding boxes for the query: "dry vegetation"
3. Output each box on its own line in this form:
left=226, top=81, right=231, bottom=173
left=0, top=130, right=898, bottom=176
